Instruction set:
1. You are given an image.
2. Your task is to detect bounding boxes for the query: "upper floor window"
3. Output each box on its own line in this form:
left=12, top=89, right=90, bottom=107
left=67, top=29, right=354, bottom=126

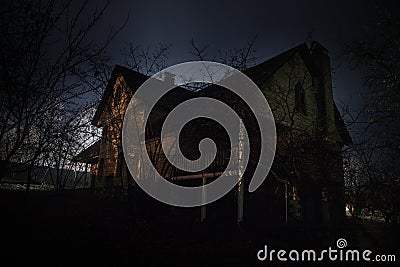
left=294, top=82, right=306, bottom=115
left=114, top=85, right=122, bottom=108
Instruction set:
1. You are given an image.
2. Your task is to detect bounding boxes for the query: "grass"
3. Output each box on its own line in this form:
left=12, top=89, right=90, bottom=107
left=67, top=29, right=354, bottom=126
left=0, top=190, right=398, bottom=266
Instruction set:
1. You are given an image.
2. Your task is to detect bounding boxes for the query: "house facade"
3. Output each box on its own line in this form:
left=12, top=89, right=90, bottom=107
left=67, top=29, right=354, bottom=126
left=75, top=41, right=351, bottom=224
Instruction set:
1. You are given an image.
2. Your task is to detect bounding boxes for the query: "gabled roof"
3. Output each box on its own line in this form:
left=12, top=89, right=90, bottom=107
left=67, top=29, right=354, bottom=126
left=333, top=104, right=353, bottom=145
left=93, top=43, right=318, bottom=127
left=92, top=65, right=149, bottom=126
left=73, top=140, right=100, bottom=164
left=244, top=43, right=319, bottom=86
left=245, top=42, right=351, bottom=145
left=91, top=42, right=351, bottom=146
left=91, top=65, right=195, bottom=126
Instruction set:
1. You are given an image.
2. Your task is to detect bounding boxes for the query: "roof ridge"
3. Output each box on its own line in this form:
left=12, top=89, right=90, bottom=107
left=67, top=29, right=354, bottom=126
left=245, top=43, right=309, bottom=73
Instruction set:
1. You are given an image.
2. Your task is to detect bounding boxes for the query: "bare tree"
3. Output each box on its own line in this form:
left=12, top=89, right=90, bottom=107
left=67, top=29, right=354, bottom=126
left=122, top=43, right=171, bottom=75
left=343, top=8, right=400, bottom=224
left=92, top=44, right=172, bottom=199
left=190, top=36, right=258, bottom=71
left=0, top=0, right=125, bottom=191
left=41, top=104, right=98, bottom=191
left=189, top=40, right=347, bottom=223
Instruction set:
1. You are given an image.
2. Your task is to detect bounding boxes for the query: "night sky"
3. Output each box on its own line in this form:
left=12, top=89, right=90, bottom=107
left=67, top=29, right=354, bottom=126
left=91, top=0, right=397, bottom=109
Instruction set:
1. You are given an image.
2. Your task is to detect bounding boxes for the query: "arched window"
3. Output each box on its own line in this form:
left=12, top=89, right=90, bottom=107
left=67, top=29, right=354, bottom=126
left=113, top=85, right=122, bottom=108
left=295, top=83, right=306, bottom=114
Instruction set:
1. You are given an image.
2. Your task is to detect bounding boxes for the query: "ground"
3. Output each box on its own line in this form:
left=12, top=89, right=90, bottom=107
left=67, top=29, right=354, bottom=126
left=0, top=190, right=398, bottom=266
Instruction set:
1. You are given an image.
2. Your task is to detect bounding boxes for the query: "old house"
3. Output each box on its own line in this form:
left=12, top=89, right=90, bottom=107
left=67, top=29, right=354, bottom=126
left=75, top=41, right=351, bottom=224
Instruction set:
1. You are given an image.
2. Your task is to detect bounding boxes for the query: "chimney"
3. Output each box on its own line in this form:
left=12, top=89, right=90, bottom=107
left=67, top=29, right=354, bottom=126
left=310, top=41, right=330, bottom=77
left=164, top=72, right=176, bottom=87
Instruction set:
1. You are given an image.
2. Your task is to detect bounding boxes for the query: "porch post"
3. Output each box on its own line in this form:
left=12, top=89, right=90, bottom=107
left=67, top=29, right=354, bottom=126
left=237, top=120, right=245, bottom=223
left=84, top=163, right=88, bottom=189
left=201, top=172, right=207, bottom=222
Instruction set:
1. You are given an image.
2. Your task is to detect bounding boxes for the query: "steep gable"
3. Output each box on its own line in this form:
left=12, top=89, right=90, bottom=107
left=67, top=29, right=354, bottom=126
left=91, top=42, right=351, bottom=146
left=92, top=65, right=148, bottom=127
left=245, top=43, right=319, bottom=87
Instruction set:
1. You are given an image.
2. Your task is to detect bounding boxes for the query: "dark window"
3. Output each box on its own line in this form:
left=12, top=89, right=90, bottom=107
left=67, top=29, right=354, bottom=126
left=295, top=83, right=306, bottom=114
left=114, top=85, right=121, bottom=107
